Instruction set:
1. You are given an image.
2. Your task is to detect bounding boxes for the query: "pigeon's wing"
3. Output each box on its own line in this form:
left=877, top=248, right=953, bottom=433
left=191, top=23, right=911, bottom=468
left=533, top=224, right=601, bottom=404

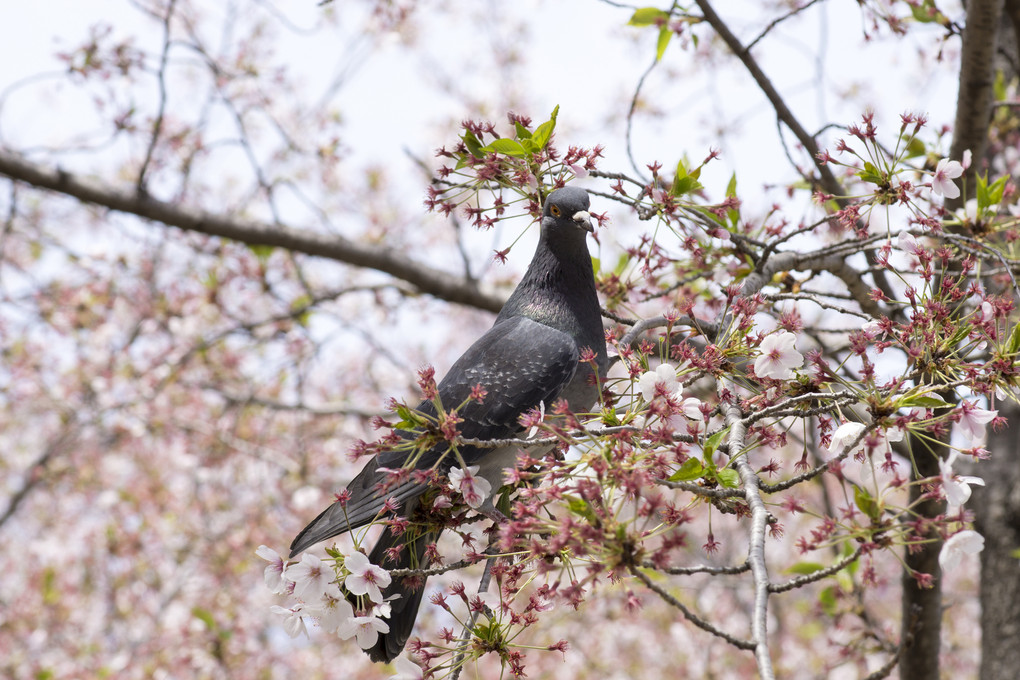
left=289, top=316, right=578, bottom=557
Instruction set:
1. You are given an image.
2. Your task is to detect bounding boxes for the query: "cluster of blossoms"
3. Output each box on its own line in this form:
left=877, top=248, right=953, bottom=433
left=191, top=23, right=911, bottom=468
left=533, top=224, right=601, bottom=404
left=258, top=545, right=396, bottom=649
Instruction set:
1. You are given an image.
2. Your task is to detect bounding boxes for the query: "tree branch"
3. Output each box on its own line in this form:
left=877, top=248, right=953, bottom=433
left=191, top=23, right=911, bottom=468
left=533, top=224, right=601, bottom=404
left=0, top=149, right=504, bottom=313
left=723, top=400, right=776, bottom=680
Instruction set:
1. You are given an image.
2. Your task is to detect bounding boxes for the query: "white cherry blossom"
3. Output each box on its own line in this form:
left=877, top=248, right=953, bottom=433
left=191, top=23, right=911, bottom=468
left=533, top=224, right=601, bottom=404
left=931, top=157, right=963, bottom=199
left=638, top=363, right=679, bottom=400
left=285, top=552, right=333, bottom=600
left=344, top=551, right=392, bottom=604
left=939, top=529, right=984, bottom=571
left=753, top=331, right=802, bottom=380
left=449, top=465, right=492, bottom=509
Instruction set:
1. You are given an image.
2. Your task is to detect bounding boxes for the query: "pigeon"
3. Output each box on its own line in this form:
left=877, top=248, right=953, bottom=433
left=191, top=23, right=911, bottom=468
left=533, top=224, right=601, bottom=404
left=289, top=186, right=608, bottom=662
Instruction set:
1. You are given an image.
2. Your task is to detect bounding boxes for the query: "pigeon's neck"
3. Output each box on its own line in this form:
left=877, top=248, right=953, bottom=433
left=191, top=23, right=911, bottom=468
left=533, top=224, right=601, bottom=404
left=497, top=234, right=602, bottom=348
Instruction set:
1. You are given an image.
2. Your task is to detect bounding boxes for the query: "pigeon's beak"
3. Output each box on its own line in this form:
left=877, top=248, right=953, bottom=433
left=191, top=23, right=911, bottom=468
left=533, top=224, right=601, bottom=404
left=572, top=210, right=594, bottom=233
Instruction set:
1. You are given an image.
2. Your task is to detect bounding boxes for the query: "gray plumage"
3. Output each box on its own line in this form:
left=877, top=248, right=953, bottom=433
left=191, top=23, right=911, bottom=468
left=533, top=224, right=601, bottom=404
left=289, top=186, right=608, bottom=662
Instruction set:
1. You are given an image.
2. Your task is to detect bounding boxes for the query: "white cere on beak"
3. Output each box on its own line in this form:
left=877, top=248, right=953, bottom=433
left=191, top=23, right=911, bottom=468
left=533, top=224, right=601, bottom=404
left=572, top=210, right=594, bottom=232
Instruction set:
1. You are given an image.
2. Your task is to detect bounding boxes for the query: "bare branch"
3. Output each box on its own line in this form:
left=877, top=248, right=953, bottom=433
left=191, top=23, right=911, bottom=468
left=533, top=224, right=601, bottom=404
left=0, top=149, right=504, bottom=313
left=630, top=566, right=756, bottom=650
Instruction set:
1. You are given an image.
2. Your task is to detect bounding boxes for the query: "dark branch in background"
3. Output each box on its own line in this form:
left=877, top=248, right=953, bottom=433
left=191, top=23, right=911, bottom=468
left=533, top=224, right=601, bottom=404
left=0, top=426, right=78, bottom=530
left=693, top=0, right=899, bottom=306
left=0, top=149, right=504, bottom=313
left=693, top=0, right=841, bottom=199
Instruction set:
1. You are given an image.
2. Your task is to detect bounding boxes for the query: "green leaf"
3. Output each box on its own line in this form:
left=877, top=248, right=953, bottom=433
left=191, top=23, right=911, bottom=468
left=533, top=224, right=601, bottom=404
left=462, top=129, right=484, bottom=158
left=858, top=161, right=885, bottom=185
left=854, top=485, right=881, bottom=521
left=726, top=172, right=738, bottom=198
left=980, top=174, right=1008, bottom=210
left=628, top=7, right=668, bottom=26
left=910, top=1, right=935, bottom=22
left=819, top=585, right=838, bottom=615
left=655, top=25, right=672, bottom=61
left=703, top=427, right=729, bottom=459
left=899, top=391, right=950, bottom=409
left=994, top=70, right=1007, bottom=103
left=393, top=403, right=426, bottom=430
left=670, top=157, right=703, bottom=196
left=614, top=252, right=631, bottom=275
left=247, top=243, right=275, bottom=262
left=192, top=607, right=216, bottom=630
left=668, top=457, right=704, bottom=482
left=531, top=105, right=559, bottom=150
left=786, top=561, right=825, bottom=575
left=566, top=495, right=596, bottom=523
left=716, top=468, right=740, bottom=488
left=514, top=121, right=532, bottom=139
left=481, top=138, right=528, bottom=157
left=903, top=135, right=926, bottom=160
left=1006, top=320, right=1020, bottom=355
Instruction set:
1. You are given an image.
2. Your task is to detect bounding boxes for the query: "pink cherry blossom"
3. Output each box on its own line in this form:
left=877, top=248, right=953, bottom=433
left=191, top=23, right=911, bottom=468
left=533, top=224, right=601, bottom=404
left=681, top=396, right=704, bottom=421
left=828, top=421, right=866, bottom=455
left=314, top=585, right=356, bottom=634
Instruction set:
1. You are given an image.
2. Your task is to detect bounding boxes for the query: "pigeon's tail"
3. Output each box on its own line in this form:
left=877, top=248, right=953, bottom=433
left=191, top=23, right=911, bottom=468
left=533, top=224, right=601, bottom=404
left=289, top=457, right=425, bottom=558
left=363, top=523, right=440, bottom=663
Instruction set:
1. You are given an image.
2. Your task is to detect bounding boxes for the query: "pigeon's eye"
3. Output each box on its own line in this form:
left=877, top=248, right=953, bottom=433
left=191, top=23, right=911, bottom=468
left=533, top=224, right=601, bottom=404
left=550, top=205, right=561, bottom=217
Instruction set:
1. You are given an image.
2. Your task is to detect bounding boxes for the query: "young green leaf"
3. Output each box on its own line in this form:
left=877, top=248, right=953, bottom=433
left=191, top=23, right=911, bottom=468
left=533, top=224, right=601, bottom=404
left=462, top=129, right=484, bottom=158
left=668, top=457, right=704, bottom=482
left=481, top=138, right=528, bottom=158
left=531, top=105, right=559, bottom=150
left=628, top=7, right=668, bottom=26
left=656, top=25, right=672, bottom=61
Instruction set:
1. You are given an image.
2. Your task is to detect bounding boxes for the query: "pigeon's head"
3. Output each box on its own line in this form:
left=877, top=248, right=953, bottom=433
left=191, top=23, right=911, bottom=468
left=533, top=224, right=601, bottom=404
left=542, top=186, right=593, bottom=235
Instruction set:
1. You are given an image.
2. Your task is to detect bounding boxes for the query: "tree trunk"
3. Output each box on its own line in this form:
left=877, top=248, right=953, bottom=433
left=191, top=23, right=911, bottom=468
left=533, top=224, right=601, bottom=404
left=899, top=435, right=947, bottom=680
left=974, top=402, right=1020, bottom=680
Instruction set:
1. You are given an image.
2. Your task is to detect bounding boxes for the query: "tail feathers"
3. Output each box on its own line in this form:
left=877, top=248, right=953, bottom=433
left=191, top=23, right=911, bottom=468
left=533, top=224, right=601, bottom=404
left=289, top=459, right=424, bottom=558
left=362, top=523, right=440, bottom=663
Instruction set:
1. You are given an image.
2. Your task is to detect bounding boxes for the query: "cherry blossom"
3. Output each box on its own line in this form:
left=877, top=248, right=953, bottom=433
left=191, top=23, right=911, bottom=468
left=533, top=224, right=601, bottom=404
left=448, top=465, right=492, bottom=509
left=896, top=231, right=922, bottom=256
left=939, top=530, right=984, bottom=571
left=256, top=545, right=288, bottom=595
left=956, top=400, right=996, bottom=441
left=315, top=584, right=356, bottom=634
left=638, top=363, right=679, bottom=400
left=930, top=157, right=963, bottom=199
left=344, top=551, right=392, bottom=604
left=338, top=613, right=391, bottom=650
left=938, top=449, right=985, bottom=509
left=828, top=421, right=866, bottom=455
left=390, top=655, right=425, bottom=680
left=753, top=331, right=802, bottom=380
left=270, top=603, right=309, bottom=638
left=681, top=396, right=704, bottom=421
left=285, top=552, right=333, bottom=600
